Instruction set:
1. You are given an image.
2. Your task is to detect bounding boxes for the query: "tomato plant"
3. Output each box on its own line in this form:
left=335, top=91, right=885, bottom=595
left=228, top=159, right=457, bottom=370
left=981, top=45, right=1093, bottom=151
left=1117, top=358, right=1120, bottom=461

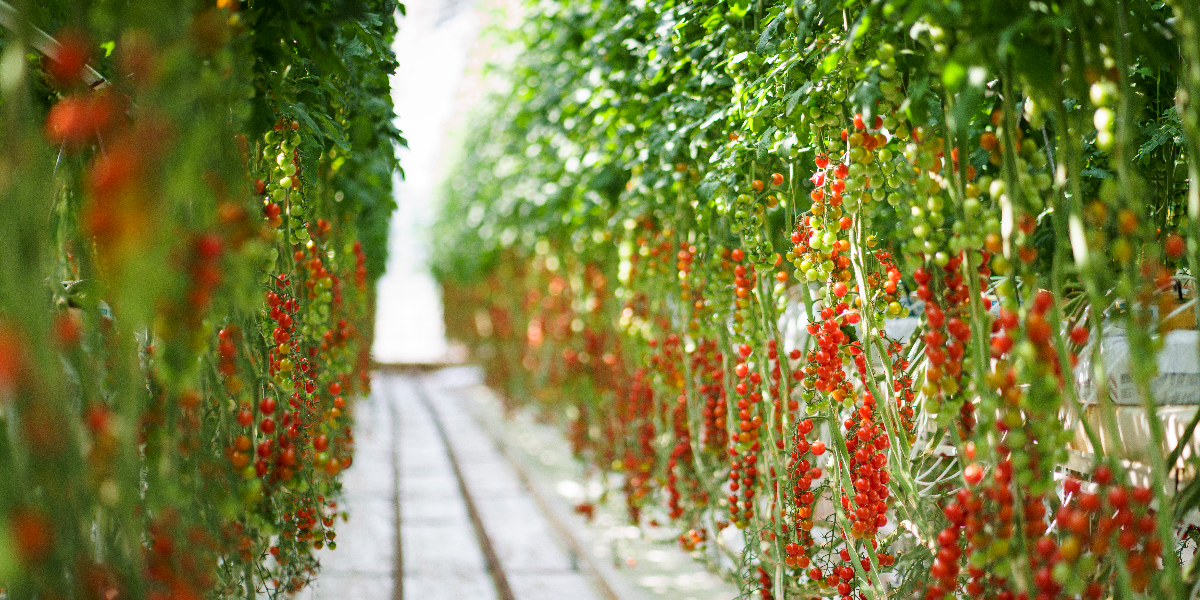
left=0, top=0, right=401, bottom=598
left=436, top=1, right=1200, bottom=599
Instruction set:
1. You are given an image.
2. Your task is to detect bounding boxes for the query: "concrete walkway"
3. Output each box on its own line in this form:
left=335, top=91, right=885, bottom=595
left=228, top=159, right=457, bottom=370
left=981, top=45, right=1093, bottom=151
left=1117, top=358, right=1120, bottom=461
left=298, top=370, right=606, bottom=600
left=295, top=376, right=397, bottom=599
left=357, top=1, right=736, bottom=597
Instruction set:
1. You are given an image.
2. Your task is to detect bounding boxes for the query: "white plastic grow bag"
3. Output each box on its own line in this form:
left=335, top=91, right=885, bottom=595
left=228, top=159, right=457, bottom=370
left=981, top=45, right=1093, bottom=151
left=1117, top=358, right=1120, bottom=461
left=1070, top=326, right=1200, bottom=473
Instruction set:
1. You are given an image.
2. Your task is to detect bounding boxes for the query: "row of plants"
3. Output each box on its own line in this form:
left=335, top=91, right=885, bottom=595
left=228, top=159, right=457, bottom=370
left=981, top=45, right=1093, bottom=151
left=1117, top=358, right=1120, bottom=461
left=434, top=0, right=1200, bottom=598
left=0, top=0, right=401, bottom=598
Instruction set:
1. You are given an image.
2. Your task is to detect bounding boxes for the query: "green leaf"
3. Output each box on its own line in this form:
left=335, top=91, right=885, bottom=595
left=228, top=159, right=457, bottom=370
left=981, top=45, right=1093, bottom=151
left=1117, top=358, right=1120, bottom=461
left=756, top=12, right=784, bottom=55
left=1136, top=107, right=1184, bottom=163
left=819, top=49, right=842, bottom=74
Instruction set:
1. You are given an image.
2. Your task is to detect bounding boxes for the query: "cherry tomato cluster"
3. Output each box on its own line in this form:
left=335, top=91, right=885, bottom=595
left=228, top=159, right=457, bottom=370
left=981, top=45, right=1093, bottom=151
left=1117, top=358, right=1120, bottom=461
left=436, top=1, right=1200, bottom=599
left=4, top=2, right=392, bottom=597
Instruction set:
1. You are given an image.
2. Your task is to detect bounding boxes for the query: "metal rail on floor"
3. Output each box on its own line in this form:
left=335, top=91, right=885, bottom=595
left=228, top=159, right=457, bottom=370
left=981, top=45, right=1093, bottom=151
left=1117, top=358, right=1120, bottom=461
left=479, top=412, right=627, bottom=600
left=411, top=376, right=517, bottom=600
left=383, top=376, right=405, bottom=600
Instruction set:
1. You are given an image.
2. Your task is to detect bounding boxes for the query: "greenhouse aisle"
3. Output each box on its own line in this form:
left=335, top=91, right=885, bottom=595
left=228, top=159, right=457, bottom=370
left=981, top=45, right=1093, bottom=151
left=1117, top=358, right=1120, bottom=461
left=311, top=0, right=604, bottom=595
left=329, top=0, right=729, bottom=599
left=297, top=370, right=607, bottom=600
left=371, top=0, right=478, bottom=364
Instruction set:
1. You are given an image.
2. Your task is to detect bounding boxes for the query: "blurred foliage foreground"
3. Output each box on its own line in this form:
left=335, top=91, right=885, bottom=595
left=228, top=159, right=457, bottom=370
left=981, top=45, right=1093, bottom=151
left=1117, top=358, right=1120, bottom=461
left=435, top=1, right=1200, bottom=599
left=0, top=0, right=403, bottom=598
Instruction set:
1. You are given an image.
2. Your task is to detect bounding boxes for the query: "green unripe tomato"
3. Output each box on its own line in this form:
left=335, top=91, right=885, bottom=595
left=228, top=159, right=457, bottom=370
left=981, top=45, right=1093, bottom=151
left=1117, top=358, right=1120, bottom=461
left=963, top=197, right=981, bottom=216
left=1077, top=554, right=1097, bottom=578
left=968, top=551, right=986, bottom=569
left=989, top=178, right=1005, bottom=198
left=1024, top=97, right=1044, bottom=128
left=1099, top=179, right=1119, bottom=204
left=1019, top=138, right=1038, bottom=158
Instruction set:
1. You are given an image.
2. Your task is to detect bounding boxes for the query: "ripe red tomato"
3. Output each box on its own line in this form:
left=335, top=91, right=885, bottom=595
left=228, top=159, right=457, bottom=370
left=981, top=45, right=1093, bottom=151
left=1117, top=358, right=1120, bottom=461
left=46, top=28, right=91, bottom=84
left=11, top=508, right=52, bottom=564
left=1165, top=233, right=1185, bottom=258
left=1069, top=326, right=1089, bottom=345
left=962, top=463, right=983, bottom=485
left=45, top=95, right=114, bottom=146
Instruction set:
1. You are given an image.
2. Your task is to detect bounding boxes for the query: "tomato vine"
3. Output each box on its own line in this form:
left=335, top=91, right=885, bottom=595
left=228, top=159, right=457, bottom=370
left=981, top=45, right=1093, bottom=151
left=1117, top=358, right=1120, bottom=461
left=0, top=0, right=401, bottom=598
left=436, top=1, right=1200, bottom=599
